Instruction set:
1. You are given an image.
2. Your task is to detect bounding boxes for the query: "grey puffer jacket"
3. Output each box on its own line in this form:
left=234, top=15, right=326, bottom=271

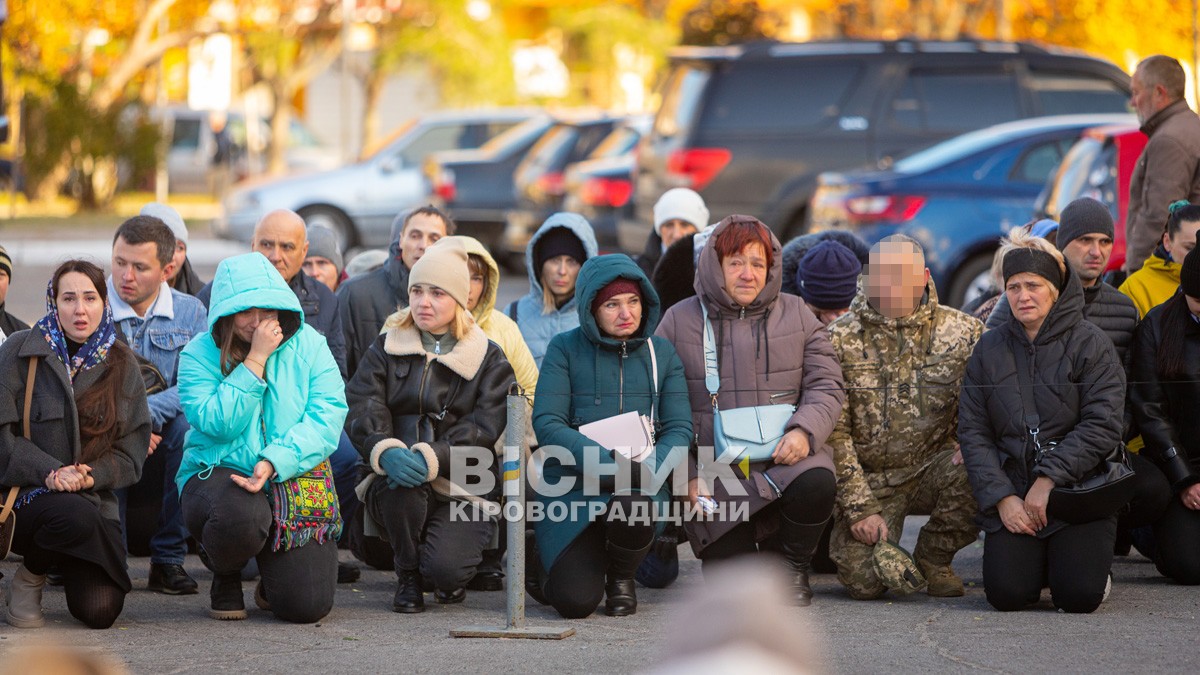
left=0, top=329, right=151, bottom=523
left=959, top=270, right=1126, bottom=537
left=986, top=280, right=1138, bottom=365
left=657, top=215, right=845, bottom=553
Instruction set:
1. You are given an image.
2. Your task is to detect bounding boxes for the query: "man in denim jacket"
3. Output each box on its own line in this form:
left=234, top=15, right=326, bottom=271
left=109, top=214, right=208, bottom=594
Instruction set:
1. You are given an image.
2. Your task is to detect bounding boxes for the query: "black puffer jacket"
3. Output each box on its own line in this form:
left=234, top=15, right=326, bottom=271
left=337, top=239, right=410, bottom=378
left=1129, top=297, right=1200, bottom=491
left=959, top=270, right=1126, bottom=536
left=345, top=318, right=514, bottom=502
left=986, top=280, right=1138, bottom=364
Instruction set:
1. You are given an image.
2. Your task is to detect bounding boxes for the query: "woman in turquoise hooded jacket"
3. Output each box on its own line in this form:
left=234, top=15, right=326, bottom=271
left=177, top=253, right=347, bottom=624
left=530, top=254, right=692, bottom=619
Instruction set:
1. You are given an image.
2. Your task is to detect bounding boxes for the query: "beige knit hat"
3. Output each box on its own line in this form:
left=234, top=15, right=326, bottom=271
left=408, top=236, right=470, bottom=308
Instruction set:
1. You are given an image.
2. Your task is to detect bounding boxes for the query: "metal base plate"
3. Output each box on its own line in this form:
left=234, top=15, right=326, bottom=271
left=450, top=625, right=576, bottom=640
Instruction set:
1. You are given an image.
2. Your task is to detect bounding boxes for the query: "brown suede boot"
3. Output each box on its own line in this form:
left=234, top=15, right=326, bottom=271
left=919, top=560, right=965, bottom=598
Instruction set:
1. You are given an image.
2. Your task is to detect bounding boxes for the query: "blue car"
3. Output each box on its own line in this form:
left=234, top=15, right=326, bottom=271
left=808, top=114, right=1133, bottom=308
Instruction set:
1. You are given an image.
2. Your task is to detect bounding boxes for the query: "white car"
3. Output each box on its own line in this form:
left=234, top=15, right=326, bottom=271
left=214, top=109, right=538, bottom=248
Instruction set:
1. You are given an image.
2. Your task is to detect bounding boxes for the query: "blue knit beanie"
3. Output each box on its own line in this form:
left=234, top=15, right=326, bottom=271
left=796, top=240, right=862, bottom=310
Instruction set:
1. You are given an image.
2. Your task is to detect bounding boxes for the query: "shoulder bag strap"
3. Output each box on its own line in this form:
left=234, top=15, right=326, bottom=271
left=1010, top=346, right=1042, bottom=450
left=702, top=309, right=720, bottom=408
left=647, top=337, right=658, bottom=424
left=2, top=358, right=38, bottom=521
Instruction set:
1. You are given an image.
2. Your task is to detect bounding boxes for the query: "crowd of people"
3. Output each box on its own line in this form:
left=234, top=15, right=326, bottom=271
left=4, top=53, right=1200, bottom=629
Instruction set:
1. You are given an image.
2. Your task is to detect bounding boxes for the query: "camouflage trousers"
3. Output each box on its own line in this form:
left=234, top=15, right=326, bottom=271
left=830, top=448, right=979, bottom=599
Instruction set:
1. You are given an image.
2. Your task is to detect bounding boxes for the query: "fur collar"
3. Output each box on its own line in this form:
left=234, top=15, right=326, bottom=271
left=383, top=322, right=489, bottom=381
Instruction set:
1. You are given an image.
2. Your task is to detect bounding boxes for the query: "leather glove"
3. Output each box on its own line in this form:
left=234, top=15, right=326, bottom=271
left=380, top=449, right=428, bottom=489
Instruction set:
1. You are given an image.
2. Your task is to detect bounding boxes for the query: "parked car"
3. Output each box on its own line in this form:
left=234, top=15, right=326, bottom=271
left=626, top=39, right=1133, bottom=253
left=425, top=114, right=563, bottom=255
left=159, top=106, right=340, bottom=194
left=502, top=115, right=623, bottom=255
left=1036, top=121, right=1146, bottom=278
left=561, top=115, right=653, bottom=252
left=810, top=114, right=1133, bottom=308
left=214, top=108, right=536, bottom=247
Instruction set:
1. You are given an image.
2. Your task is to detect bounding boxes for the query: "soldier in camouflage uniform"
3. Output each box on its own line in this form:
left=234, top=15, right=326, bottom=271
left=826, top=235, right=983, bottom=599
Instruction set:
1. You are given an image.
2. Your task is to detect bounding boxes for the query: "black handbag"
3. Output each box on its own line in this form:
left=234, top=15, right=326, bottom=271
left=1012, top=347, right=1136, bottom=524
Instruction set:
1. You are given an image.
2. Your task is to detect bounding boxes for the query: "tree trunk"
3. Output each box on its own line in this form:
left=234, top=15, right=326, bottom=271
left=361, top=71, right=385, bottom=156
left=268, top=87, right=290, bottom=176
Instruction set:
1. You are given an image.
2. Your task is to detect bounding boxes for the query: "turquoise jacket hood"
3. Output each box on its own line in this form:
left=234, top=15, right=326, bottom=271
left=207, top=253, right=304, bottom=336
left=575, top=254, right=662, bottom=350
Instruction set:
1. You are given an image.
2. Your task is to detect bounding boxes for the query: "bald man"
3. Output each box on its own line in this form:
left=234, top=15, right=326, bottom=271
left=198, top=210, right=347, bottom=378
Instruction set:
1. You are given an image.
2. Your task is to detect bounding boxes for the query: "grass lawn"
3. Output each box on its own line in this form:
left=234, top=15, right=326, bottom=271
left=0, top=191, right=219, bottom=234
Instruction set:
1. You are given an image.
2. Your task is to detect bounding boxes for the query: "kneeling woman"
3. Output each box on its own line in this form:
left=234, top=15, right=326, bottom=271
left=2, top=260, right=149, bottom=629
left=177, top=253, right=347, bottom=623
left=347, top=238, right=514, bottom=613
left=959, top=230, right=1125, bottom=613
left=531, top=255, right=692, bottom=618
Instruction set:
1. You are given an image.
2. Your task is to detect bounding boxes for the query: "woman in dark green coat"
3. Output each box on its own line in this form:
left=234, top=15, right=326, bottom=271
left=531, top=254, right=692, bottom=619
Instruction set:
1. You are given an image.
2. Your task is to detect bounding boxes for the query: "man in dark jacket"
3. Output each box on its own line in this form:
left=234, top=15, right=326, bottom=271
left=337, top=206, right=452, bottom=378
left=987, top=198, right=1138, bottom=364
left=0, top=245, right=30, bottom=336
left=1125, top=55, right=1200, bottom=273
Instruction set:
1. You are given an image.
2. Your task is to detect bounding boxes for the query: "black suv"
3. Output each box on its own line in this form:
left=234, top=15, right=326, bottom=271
left=627, top=39, right=1131, bottom=250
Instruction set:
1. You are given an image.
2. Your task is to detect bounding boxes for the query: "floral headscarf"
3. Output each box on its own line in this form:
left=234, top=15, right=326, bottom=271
left=33, top=278, right=117, bottom=381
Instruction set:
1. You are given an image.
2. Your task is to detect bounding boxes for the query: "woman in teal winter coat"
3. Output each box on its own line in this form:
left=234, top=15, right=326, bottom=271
left=531, top=254, right=692, bottom=619
left=177, top=253, right=348, bottom=624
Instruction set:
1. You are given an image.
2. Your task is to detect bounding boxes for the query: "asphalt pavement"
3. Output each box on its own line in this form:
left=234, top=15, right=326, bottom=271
left=1, top=227, right=1199, bottom=673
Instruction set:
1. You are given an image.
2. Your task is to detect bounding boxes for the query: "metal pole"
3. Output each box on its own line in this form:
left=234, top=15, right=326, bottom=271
left=451, top=390, right=574, bottom=640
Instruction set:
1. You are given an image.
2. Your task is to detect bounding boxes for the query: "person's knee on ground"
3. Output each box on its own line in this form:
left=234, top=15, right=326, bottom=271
left=62, top=561, right=126, bottom=630
left=1152, top=502, right=1200, bottom=584
left=545, top=574, right=605, bottom=619
left=1048, top=579, right=1105, bottom=614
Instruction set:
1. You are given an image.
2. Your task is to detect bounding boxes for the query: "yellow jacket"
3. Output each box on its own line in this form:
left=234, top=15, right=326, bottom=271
left=457, top=236, right=539, bottom=397
left=1120, top=251, right=1180, bottom=319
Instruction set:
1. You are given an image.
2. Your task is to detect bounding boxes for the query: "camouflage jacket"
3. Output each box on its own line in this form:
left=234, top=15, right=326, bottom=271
left=827, top=279, right=982, bottom=523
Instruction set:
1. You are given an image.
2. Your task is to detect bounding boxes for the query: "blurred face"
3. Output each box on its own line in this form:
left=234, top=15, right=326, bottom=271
left=252, top=210, right=308, bottom=282
left=541, top=255, right=581, bottom=304
left=468, top=268, right=486, bottom=311
left=1061, top=233, right=1112, bottom=287
left=0, top=269, right=9, bottom=305
left=1165, top=220, right=1200, bottom=260
left=112, top=236, right=170, bottom=314
left=595, top=292, right=642, bottom=339
left=167, top=241, right=187, bottom=282
left=56, top=272, right=104, bottom=343
left=400, top=213, right=447, bottom=270
left=303, top=256, right=339, bottom=291
left=409, top=283, right=457, bottom=335
left=660, top=218, right=698, bottom=250
left=721, top=242, right=768, bottom=306
left=1130, top=67, right=1170, bottom=125
left=1005, top=272, right=1057, bottom=333
left=232, top=307, right=279, bottom=343
left=867, top=243, right=928, bottom=319
left=806, top=303, right=849, bottom=326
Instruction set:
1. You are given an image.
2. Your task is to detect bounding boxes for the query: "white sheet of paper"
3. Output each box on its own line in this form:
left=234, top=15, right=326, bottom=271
left=578, top=411, right=654, bottom=461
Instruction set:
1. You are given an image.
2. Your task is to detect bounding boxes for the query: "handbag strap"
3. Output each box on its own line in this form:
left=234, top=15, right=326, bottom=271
left=1011, top=346, right=1042, bottom=450
left=2, top=358, right=37, bottom=522
left=702, top=310, right=720, bottom=408
left=647, top=337, right=658, bottom=424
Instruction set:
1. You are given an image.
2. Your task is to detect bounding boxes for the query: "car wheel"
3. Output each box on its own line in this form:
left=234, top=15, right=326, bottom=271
left=299, top=206, right=356, bottom=250
left=948, top=253, right=996, bottom=310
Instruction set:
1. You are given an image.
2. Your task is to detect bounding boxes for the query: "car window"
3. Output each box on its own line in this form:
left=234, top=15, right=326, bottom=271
left=478, top=116, right=553, bottom=156
left=588, top=125, right=642, bottom=160
left=397, top=124, right=467, bottom=166
left=890, top=71, right=1021, bottom=132
left=567, top=123, right=613, bottom=163
left=1028, top=72, right=1130, bottom=115
left=698, top=61, right=861, bottom=132
left=171, top=117, right=202, bottom=150
left=1045, top=137, right=1108, bottom=218
left=654, top=65, right=709, bottom=139
left=515, top=126, right=577, bottom=184
left=1011, top=140, right=1067, bottom=183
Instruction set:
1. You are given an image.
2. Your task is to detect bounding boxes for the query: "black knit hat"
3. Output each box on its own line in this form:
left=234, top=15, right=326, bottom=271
left=534, top=227, right=587, bottom=272
left=796, top=240, right=861, bottom=310
left=1181, top=246, right=1200, bottom=298
left=1056, top=197, right=1114, bottom=251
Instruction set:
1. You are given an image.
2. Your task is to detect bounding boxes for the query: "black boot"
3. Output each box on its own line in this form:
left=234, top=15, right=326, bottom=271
left=778, top=515, right=828, bottom=607
left=393, top=570, right=425, bottom=614
left=209, top=572, right=246, bottom=621
left=604, top=541, right=652, bottom=617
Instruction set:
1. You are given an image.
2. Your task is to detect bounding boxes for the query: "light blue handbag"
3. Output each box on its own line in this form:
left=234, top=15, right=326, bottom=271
left=703, top=311, right=795, bottom=463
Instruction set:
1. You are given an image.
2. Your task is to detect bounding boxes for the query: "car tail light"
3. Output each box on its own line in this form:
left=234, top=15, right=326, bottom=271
left=843, top=195, right=926, bottom=223
left=535, top=172, right=566, bottom=197
left=433, top=168, right=456, bottom=203
left=579, top=177, right=634, bottom=208
left=666, top=148, right=731, bottom=191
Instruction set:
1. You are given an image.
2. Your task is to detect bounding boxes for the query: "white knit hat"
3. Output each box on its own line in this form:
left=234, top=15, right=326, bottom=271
left=140, top=202, right=188, bottom=246
left=653, top=188, right=710, bottom=236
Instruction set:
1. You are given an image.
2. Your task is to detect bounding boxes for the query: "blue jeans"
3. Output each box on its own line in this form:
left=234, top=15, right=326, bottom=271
left=148, top=414, right=191, bottom=565
left=329, top=431, right=362, bottom=542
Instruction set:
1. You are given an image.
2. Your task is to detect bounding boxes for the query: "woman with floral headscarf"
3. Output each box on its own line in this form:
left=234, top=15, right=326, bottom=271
left=0, top=260, right=150, bottom=629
